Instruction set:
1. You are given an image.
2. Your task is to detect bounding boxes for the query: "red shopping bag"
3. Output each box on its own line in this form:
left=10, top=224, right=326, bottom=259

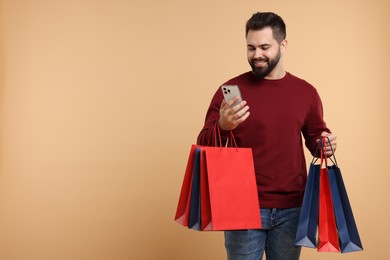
left=174, top=145, right=200, bottom=227
left=202, top=144, right=261, bottom=230
left=318, top=138, right=340, bottom=252
left=175, top=125, right=216, bottom=227
left=174, top=126, right=261, bottom=231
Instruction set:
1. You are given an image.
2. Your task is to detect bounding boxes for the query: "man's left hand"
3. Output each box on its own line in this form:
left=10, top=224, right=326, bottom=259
left=317, top=132, right=337, bottom=156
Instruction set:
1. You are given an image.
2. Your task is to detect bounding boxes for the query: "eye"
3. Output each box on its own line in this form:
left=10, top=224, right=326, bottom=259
left=247, top=46, right=255, bottom=51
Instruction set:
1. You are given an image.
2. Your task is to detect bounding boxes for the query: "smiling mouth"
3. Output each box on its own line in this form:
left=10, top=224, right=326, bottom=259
left=253, top=60, right=268, bottom=67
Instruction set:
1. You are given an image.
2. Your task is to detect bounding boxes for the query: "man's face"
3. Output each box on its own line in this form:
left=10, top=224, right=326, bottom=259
left=246, top=27, right=286, bottom=79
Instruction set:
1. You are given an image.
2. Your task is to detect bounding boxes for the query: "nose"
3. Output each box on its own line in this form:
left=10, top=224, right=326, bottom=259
left=254, top=47, right=262, bottom=59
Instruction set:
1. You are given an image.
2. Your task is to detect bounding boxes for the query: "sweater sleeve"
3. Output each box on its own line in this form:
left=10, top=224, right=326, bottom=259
left=302, top=90, right=331, bottom=156
left=197, top=89, right=230, bottom=146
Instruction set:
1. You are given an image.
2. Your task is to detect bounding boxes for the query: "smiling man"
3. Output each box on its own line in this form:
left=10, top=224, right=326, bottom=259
left=197, top=12, right=337, bottom=260
left=247, top=27, right=285, bottom=80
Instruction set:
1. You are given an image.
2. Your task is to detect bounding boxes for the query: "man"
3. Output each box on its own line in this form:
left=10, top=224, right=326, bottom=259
left=196, top=12, right=337, bottom=260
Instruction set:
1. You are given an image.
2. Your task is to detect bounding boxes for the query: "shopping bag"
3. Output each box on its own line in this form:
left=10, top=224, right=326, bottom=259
left=188, top=148, right=202, bottom=230
left=174, top=144, right=200, bottom=226
left=294, top=161, right=320, bottom=248
left=202, top=144, right=261, bottom=230
left=174, top=126, right=215, bottom=226
left=295, top=140, right=323, bottom=248
left=174, top=126, right=261, bottom=231
left=326, top=139, right=363, bottom=253
left=317, top=139, right=340, bottom=252
left=200, top=148, right=212, bottom=230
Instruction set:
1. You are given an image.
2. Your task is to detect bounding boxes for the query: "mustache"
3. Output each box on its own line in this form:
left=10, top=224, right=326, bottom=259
left=252, top=58, right=269, bottom=62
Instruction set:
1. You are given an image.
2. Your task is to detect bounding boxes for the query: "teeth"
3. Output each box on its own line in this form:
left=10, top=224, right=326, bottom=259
left=254, top=60, right=266, bottom=66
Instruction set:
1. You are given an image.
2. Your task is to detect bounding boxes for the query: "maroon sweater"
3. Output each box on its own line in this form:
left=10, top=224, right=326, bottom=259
left=197, top=71, right=330, bottom=208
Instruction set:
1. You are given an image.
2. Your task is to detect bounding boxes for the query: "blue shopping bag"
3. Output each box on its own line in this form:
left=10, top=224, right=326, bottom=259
left=295, top=142, right=323, bottom=248
left=188, top=148, right=202, bottom=230
left=328, top=164, right=363, bottom=253
left=295, top=163, right=320, bottom=248
left=295, top=141, right=322, bottom=248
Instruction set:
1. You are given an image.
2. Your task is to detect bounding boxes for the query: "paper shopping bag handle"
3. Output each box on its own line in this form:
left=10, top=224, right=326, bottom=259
left=206, top=122, right=238, bottom=150
left=312, top=137, right=338, bottom=167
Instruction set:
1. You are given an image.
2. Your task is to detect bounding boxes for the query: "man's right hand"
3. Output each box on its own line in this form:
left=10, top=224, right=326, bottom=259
left=219, top=96, right=250, bottom=131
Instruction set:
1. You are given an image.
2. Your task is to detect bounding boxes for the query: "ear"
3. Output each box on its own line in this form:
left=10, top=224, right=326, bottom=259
left=280, top=39, right=288, bottom=53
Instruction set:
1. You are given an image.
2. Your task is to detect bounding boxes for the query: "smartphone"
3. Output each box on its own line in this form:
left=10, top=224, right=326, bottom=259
left=221, top=85, right=243, bottom=108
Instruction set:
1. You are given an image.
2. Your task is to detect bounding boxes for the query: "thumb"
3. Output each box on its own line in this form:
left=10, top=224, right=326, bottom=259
left=321, top=131, right=330, bottom=137
left=316, top=131, right=329, bottom=142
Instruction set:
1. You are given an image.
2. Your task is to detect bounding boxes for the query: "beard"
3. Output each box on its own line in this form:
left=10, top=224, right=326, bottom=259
left=249, top=49, right=282, bottom=79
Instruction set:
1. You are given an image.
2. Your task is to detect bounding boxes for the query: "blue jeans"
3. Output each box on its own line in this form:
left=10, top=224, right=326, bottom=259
left=224, top=207, right=301, bottom=260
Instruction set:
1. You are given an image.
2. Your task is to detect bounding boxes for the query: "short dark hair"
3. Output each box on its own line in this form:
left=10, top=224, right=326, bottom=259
left=245, top=12, right=286, bottom=43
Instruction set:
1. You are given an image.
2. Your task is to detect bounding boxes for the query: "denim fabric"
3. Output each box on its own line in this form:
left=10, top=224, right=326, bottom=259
left=224, top=207, right=301, bottom=260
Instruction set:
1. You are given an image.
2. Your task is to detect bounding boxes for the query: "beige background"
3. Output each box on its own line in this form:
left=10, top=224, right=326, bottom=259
left=0, top=0, right=389, bottom=259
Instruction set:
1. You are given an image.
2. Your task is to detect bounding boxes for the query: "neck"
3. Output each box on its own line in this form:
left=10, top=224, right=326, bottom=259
left=264, top=70, right=286, bottom=80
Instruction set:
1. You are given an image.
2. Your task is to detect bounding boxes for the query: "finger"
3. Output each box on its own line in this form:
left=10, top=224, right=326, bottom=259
left=317, top=134, right=335, bottom=143
left=324, top=141, right=335, bottom=149
left=324, top=133, right=336, bottom=143
left=325, top=146, right=333, bottom=151
left=316, top=138, right=327, bottom=144
left=237, top=111, right=250, bottom=123
left=226, top=96, right=240, bottom=108
left=324, top=145, right=337, bottom=154
left=324, top=151, right=334, bottom=156
left=231, top=100, right=247, bottom=113
left=325, top=138, right=333, bottom=146
left=325, top=138, right=337, bottom=148
left=326, top=136, right=336, bottom=143
left=226, top=100, right=246, bottom=118
left=220, top=100, right=234, bottom=116
left=235, top=105, right=250, bottom=119
left=320, top=132, right=334, bottom=143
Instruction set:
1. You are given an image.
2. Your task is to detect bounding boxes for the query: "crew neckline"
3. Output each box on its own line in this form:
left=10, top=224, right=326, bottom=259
left=248, top=71, right=290, bottom=84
